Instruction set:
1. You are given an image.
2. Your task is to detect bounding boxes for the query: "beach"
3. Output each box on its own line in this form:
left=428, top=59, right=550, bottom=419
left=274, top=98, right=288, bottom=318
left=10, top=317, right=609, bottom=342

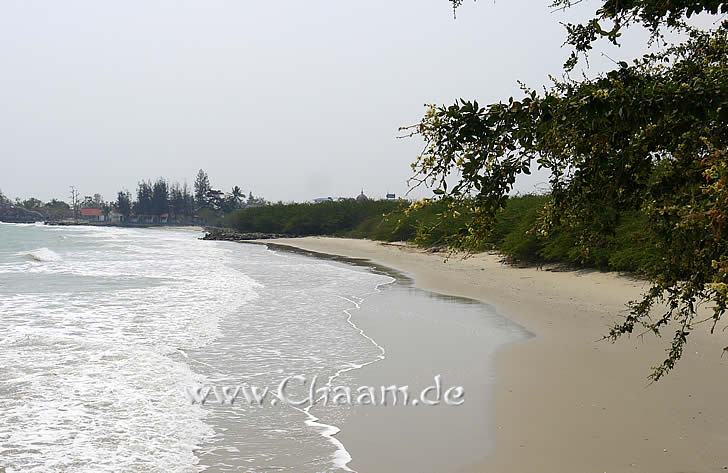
left=2, top=224, right=528, bottom=472
left=263, top=237, right=728, bottom=473
left=3, top=224, right=726, bottom=472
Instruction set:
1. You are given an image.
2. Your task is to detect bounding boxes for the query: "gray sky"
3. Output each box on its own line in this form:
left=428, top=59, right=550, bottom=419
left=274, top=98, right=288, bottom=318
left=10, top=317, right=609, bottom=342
left=0, top=0, right=691, bottom=203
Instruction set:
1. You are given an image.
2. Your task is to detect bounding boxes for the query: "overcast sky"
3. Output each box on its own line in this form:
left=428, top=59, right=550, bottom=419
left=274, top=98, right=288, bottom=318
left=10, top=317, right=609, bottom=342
left=0, top=0, right=692, bottom=203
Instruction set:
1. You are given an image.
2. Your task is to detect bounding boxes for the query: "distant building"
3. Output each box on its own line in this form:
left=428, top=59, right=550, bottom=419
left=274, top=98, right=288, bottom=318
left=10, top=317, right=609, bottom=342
left=109, top=211, right=126, bottom=223
left=386, top=193, right=396, bottom=199
left=80, top=208, right=105, bottom=222
left=313, top=197, right=334, bottom=203
left=356, top=190, right=369, bottom=202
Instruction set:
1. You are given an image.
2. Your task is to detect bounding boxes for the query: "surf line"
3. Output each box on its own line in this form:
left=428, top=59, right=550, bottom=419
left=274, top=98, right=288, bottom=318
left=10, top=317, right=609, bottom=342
left=288, top=275, right=395, bottom=472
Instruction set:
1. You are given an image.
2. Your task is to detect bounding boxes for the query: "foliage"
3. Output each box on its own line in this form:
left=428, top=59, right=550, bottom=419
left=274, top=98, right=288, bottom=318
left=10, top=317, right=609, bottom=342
left=134, top=180, right=154, bottom=215
left=4, top=169, right=246, bottom=223
left=246, top=192, right=268, bottom=208
left=151, top=179, right=169, bottom=215
left=224, top=186, right=245, bottom=213
left=221, top=194, right=660, bottom=275
left=168, top=182, right=196, bottom=219
left=197, top=207, right=222, bottom=226
left=134, top=178, right=172, bottom=216
left=45, top=199, right=70, bottom=210
left=21, top=197, right=43, bottom=209
left=119, top=170, right=250, bottom=222
left=194, top=169, right=211, bottom=208
left=0, top=189, right=11, bottom=210
left=451, top=1, right=728, bottom=69
left=223, top=199, right=406, bottom=236
left=408, top=3, right=728, bottom=379
left=117, top=191, right=132, bottom=217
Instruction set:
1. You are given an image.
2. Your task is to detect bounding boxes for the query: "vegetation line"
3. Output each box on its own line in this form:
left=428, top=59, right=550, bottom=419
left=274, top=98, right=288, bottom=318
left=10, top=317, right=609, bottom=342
left=220, top=195, right=659, bottom=275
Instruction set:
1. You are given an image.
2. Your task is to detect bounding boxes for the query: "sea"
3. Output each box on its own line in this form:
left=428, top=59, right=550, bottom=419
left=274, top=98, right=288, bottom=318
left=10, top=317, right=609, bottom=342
left=0, top=223, right=529, bottom=473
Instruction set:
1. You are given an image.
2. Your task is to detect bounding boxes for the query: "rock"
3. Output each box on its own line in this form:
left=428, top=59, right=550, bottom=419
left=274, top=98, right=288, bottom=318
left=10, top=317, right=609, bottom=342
left=201, top=227, right=294, bottom=241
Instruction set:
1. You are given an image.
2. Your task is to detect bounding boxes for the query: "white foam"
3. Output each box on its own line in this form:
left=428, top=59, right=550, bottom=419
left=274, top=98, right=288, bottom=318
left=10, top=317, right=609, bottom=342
left=22, top=247, right=61, bottom=262
left=1, top=224, right=401, bottom=472
left=0, top=227, right=260, bottom=473
left=303, top=277, right=394, bottom=472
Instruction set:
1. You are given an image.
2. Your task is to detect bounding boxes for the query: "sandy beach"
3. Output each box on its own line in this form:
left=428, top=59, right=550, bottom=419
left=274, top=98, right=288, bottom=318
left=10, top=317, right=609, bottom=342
left=264, top=237, right=728, bottom=473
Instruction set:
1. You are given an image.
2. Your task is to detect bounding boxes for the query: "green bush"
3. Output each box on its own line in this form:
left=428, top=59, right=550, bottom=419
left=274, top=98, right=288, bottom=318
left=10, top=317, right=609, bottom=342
left=221, top=194, right=658, bottom=274
left=222, top=200, right=407, bottom=237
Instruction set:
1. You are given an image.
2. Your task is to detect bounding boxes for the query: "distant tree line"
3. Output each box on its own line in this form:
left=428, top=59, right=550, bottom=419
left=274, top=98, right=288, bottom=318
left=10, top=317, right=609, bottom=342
left=4, top=169, right=268, bottom=223
left=0, top=188, right=51, bottom=221
left=114, top=169, right=267, bottom=223
left=0, top=188, right=71, bottom=221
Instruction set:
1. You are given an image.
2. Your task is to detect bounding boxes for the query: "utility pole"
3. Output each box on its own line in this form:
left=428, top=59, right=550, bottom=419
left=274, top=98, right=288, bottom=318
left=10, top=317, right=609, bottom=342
left=69, top=186, right=80, bottom=221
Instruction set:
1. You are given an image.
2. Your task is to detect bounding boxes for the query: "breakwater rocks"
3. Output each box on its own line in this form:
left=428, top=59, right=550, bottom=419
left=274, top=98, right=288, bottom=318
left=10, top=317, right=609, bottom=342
left=201, top=228, right=293, bottom=241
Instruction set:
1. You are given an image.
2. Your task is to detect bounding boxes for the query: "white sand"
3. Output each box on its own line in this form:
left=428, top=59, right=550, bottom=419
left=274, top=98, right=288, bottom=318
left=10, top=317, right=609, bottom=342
left=264, top=237, right=728, bottom=473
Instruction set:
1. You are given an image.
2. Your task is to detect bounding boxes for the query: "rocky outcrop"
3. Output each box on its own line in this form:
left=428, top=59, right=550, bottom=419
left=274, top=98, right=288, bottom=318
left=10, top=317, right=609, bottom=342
left=201, top=227, right=294, bottom=241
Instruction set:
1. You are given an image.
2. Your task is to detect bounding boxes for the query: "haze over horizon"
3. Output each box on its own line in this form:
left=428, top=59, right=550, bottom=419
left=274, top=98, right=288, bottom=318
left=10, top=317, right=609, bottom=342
left=0, top=0, right=695, bottom=204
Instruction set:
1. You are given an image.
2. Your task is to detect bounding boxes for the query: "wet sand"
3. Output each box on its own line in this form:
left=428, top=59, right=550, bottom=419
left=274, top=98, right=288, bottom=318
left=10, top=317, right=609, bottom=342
left=263, top=237, right=728, bottom=473
left=263, top=244, right=531, bottom=473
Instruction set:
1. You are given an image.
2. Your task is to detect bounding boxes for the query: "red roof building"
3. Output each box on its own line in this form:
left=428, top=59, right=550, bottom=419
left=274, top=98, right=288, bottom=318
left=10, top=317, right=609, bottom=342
left=81, top=208, right=103, bottom=216
left=80, top=208, right=105, bottom=221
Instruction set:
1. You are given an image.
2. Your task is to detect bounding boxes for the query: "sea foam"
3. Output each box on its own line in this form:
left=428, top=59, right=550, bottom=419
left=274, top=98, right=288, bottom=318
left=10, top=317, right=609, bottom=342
left=23, top=247, right=62, bottom=262
left=0, top=226, right=259, bottom=473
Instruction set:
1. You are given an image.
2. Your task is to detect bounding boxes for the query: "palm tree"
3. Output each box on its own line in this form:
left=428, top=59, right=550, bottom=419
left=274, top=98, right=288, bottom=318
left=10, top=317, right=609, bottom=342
left=231, top=186, right=243, bottom=207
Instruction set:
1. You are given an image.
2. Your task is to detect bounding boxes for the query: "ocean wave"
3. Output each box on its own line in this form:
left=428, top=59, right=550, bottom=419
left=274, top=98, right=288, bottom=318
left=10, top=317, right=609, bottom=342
left=0, top=227, right=260, bottom=472
left=22, top=248, right=62, bottom=262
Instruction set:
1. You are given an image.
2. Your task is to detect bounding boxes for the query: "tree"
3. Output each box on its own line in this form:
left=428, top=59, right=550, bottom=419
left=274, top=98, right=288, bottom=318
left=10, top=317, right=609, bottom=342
left=45, top=199, right=70, bottom=210
left=117, top=191, right=132, bottom=218
left=0, top=189, right=10, bottom=211
left=43, top=198, right=71, bottom=220
left=102, top=202, right=111, bottom=220
left=182, top=182, right=195, bottom=217
left=205, top=189, right=225, bottom=211
left=220, top=186, right=245, bottom=213
left=194, top=169, right=211, bottom=208
left=246, top=191, right=268, bottom=208
left=151, top=178, right=169, bottom=215
left=22, top=197, right=43, bottom=209
left=409, top=2, right=728, bottom=379
left=170, top=181, right=195, bottom=219
left=231, top=186, right=243, bottom=206
left=548, top=0, right=728, bottom=70
left=170, top=182, right=184, bottom=220
left=80, top=194, right=105, bottom=209
left=135, top=181, right=153, bottom=215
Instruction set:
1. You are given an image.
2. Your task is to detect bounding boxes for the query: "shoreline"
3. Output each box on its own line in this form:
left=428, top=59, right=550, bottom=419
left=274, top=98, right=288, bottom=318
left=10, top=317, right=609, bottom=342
left=256, top=237, right=728, bottom=473
left=258, top=241, right=530, bottom=473
left=39, top=221, right=205, bottom=231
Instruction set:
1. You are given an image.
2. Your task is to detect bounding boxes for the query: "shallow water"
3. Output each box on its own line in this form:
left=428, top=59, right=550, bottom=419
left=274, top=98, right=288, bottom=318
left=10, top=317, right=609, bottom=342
left=0, top=224, right=529, bottom=473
